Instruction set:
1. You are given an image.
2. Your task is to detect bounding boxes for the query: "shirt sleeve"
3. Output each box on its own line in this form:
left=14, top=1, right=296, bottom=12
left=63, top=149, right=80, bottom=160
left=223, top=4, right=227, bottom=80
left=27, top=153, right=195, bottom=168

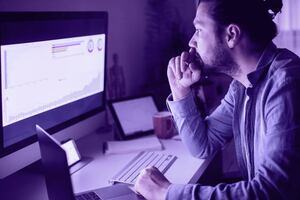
left=167, top=83, right=235, bottom=159
left=166, top=73, right=300, bottom=199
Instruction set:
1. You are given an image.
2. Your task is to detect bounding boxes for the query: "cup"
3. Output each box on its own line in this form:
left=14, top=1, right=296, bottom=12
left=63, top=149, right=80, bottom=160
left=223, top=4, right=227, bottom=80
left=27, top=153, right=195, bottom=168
left=153, top=111, right=176, bottom=139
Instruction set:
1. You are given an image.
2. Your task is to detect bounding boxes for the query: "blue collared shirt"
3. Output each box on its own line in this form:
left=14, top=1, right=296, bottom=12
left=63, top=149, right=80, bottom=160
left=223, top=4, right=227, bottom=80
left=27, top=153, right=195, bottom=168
left=166, top=43, right=300, bottom=199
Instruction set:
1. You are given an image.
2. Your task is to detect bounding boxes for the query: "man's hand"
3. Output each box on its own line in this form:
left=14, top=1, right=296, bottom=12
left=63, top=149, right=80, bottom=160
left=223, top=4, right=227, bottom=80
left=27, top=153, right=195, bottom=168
left=134, top=166, right=171, bottom=200
left=167, top=48, right=203, bottom=101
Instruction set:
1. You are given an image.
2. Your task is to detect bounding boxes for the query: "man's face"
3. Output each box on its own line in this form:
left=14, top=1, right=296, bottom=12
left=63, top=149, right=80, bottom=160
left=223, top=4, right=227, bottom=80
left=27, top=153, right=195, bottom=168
left=189, top=2, right=238, bottom=75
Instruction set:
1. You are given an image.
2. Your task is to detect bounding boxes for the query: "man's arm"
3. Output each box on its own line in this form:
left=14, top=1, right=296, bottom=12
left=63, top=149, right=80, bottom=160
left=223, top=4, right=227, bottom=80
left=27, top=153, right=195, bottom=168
left=167, top=81, right=235, bottom=158
left=135, top=77, right=300, bottom=200
left=165, top=49, right=234, bottom=158
left=135, top=68, right=300, bottom=200
left=134, top=83, right=236, bottom=199
left=166, top=76, right=300, bottom=199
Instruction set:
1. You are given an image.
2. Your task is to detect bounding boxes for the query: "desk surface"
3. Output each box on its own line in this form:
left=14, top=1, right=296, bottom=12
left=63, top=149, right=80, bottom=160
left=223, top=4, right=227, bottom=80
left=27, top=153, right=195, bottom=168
left=0, top=129, right=213, bottom=200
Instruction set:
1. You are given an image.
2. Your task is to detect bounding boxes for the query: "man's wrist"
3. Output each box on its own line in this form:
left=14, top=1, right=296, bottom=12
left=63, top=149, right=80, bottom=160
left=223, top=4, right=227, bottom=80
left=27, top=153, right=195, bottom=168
left=172, top=88, right=191, bottom=101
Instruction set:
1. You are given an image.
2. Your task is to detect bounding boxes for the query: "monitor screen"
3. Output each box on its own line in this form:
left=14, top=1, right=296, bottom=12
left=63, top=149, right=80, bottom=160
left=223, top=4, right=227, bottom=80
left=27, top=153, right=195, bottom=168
left=0, top=12, right=108, bottom=157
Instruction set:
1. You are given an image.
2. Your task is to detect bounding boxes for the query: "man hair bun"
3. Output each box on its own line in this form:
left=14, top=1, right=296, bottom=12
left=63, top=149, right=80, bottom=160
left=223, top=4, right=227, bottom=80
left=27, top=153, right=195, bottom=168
left=262, top=0, right=283, bottom=18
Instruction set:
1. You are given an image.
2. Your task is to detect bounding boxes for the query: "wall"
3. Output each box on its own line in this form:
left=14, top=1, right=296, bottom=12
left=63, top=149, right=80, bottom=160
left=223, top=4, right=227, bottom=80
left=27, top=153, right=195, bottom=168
left=274, top=0, right=300, bottom=55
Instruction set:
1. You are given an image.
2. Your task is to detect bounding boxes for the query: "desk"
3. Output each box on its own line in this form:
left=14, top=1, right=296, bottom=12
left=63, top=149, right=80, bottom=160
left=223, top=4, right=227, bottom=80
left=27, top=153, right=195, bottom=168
left=0, top=129, right=214, bottom=200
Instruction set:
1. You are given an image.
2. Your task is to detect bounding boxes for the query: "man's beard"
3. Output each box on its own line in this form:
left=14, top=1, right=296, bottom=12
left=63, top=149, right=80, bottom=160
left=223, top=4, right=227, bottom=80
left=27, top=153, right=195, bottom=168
left=202, top=42, right=240, bottom=77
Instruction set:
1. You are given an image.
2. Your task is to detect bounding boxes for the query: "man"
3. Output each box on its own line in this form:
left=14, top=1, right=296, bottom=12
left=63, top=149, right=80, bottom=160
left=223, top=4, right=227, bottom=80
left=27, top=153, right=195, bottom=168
left=134, top=0, right=300, bottom=199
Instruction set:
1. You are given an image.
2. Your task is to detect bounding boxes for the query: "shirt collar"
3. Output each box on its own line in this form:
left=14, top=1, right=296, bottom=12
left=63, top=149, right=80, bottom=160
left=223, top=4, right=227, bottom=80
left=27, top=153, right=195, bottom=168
left=247, top=42, right=278, bottom=86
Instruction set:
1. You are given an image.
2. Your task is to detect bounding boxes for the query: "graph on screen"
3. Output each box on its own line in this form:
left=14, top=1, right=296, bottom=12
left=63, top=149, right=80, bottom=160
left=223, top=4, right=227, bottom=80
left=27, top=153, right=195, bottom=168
left=1, top=34, right=105, bottom=126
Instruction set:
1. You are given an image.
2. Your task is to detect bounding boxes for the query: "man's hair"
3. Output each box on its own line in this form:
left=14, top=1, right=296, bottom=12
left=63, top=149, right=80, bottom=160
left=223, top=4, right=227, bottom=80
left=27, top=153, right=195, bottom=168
left=199, top=0, right=283, bottom=45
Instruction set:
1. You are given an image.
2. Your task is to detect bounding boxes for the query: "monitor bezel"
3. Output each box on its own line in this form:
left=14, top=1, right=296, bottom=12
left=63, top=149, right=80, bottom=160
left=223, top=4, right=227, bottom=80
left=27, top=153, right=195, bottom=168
left=0, top=11, right=108, bottom=158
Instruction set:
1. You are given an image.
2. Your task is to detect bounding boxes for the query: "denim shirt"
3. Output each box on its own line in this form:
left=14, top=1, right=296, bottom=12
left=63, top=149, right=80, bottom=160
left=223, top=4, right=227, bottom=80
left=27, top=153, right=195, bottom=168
left=166, top=43, right=300, bottom=199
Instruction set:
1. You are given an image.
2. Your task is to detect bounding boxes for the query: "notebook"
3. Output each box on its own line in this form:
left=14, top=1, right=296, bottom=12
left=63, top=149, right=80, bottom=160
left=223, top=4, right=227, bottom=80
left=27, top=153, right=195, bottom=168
left=103, top=136, right=163, bottom=155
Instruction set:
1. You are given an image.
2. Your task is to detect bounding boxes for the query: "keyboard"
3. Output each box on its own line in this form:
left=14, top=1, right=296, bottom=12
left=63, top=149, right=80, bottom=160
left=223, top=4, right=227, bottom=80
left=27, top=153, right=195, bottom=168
left=75, top=191, right=101, bottom=200
left=110, top=151, right=177, bottom=185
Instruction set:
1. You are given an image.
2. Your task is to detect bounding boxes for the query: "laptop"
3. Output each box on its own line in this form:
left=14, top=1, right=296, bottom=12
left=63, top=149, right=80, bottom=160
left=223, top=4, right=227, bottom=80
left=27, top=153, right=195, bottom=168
left=36, top=125, right=144, bottom=200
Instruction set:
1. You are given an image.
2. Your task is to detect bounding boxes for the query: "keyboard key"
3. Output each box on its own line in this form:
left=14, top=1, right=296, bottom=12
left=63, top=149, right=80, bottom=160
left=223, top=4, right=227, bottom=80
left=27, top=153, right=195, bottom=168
left=75, top=192, right=101, bottom=200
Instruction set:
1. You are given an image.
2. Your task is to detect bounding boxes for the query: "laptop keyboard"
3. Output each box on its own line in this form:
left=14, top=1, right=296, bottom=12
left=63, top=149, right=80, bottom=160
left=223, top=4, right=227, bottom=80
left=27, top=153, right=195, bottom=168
left=75, top=192, right=101, bottom=200
left=110, top=151, right=177, bottom=185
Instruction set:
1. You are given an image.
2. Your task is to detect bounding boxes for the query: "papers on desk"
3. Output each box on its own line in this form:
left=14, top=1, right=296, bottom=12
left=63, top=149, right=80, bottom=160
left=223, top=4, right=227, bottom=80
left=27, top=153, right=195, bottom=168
left=103, top=136, right=163, bottom=155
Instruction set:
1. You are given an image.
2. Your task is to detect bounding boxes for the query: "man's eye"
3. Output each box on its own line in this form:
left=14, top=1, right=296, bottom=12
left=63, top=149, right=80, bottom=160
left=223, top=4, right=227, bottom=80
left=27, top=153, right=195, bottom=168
left=196, top=29, right=202, bottom=33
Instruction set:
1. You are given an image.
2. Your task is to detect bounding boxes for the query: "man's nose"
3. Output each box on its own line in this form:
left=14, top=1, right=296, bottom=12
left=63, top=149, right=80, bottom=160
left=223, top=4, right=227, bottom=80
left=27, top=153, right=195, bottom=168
left=188, top=34, right=196, bottom=49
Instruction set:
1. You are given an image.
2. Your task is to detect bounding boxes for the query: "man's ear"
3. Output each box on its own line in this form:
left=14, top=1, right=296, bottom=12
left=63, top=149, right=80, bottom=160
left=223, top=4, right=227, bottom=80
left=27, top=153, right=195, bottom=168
left=225, top=24, right=241, bottom=48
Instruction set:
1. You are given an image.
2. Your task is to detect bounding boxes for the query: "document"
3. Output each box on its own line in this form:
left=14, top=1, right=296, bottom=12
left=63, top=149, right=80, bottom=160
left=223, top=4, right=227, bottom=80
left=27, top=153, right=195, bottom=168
left=103, top=136, right=163, bottom=155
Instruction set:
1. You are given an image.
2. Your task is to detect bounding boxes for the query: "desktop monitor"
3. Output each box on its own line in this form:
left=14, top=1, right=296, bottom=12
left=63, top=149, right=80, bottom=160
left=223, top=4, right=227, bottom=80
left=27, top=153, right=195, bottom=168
left=0, top=12, right=108, bottom=178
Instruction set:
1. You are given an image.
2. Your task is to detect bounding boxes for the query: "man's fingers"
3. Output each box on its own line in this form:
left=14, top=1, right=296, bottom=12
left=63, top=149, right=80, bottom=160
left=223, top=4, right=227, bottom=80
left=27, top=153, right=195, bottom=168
left=138, top=167, right=153, bottom=178
left=143, top=166, right=156, bottom=176
left=134, top=166, right=171, bottom=200
left=134, top=169, right=147, bottom=194
left=189, top=63, right=202, bottom=82
left=168, top=51, right=203, bottom=91
left=189, top=62, right=201, bottom=73
left=168, top=58, right=176, bottom=79
left=175, top=56, right=182, bottom=79
left=188, top=48, right=196, bottom=58
left=180, top=52, right=189, bottom=73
